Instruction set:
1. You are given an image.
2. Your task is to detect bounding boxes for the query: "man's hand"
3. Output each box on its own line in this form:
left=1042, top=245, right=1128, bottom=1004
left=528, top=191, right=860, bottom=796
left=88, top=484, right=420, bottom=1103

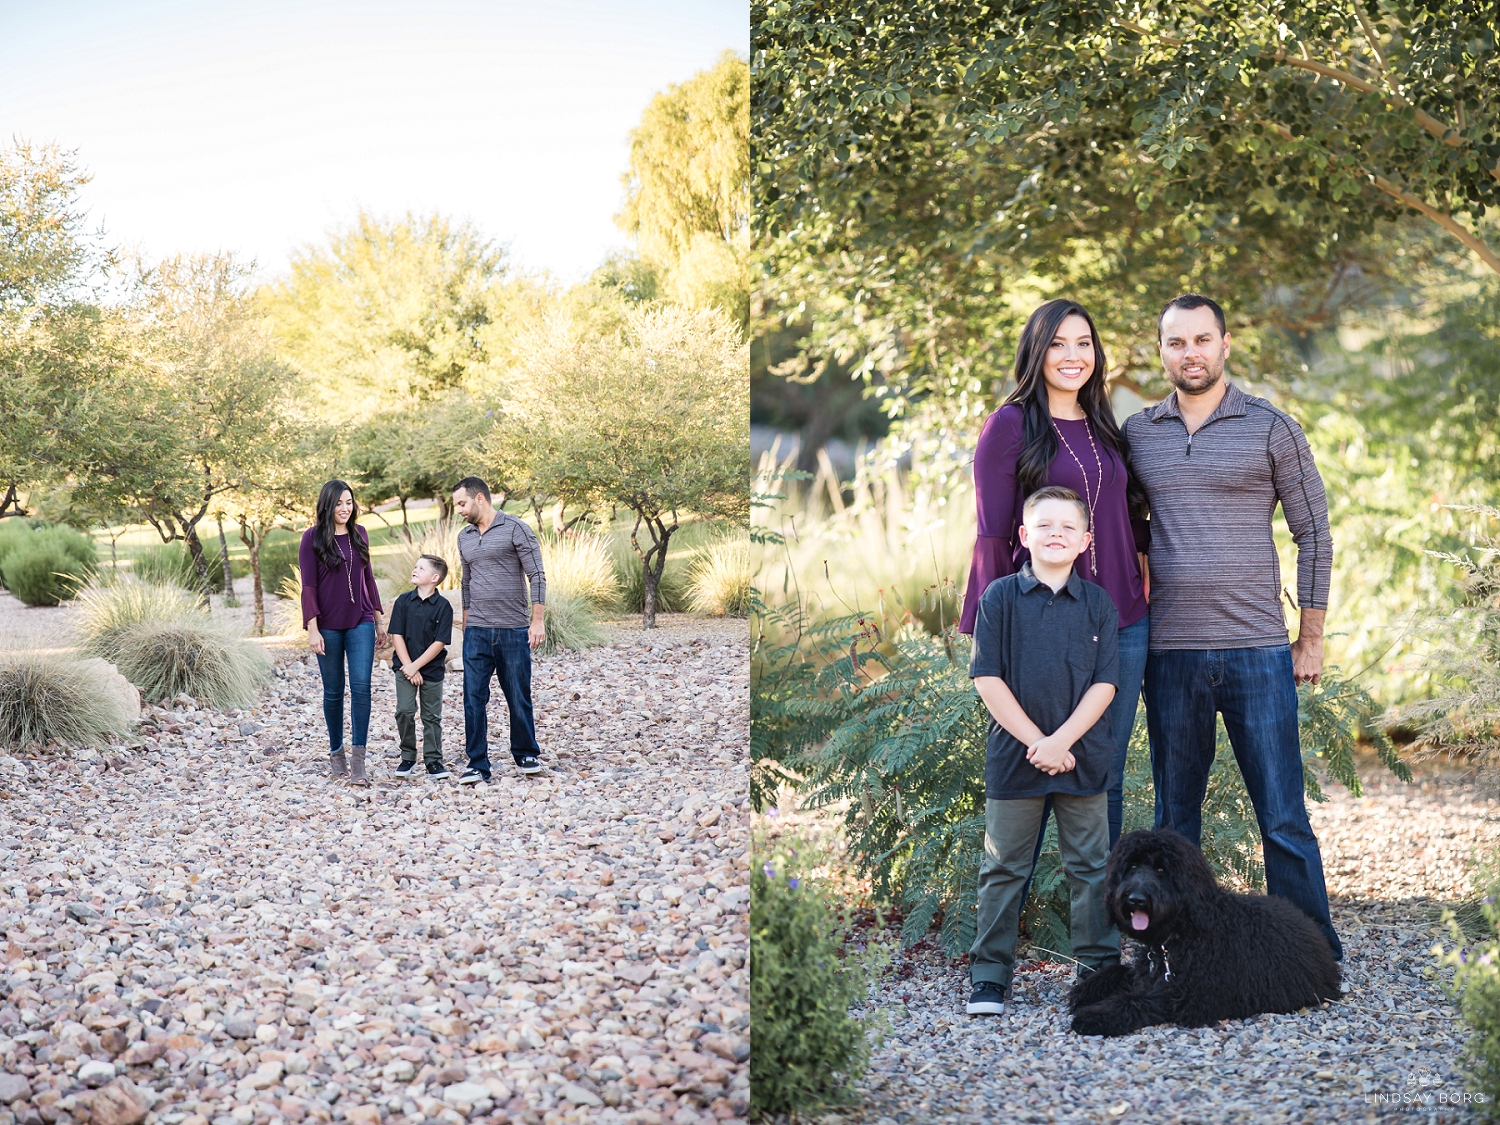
left=1291, top=635, right=1324, bottom=685
left=529, top=617, right=546, bottom=649
left=1026, top=733, right=1076, bottom=775
left=1292, top=607, right=1326, bottom=685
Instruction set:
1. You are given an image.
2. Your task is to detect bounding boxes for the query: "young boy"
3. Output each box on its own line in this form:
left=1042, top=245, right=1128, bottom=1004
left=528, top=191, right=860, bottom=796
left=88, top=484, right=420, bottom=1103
left=389, top=554, right=456, bottom=780
left=965, top=485, right=1121, bottom=1015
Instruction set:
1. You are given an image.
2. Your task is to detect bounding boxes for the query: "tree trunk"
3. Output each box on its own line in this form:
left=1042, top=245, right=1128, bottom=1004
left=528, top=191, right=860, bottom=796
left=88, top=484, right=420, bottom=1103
left=217, top=516, right=238, bottom=606
left=631, top=511, right=676, bottom=630
left=0, top=482, right=23, bottom=518
left=400, top=495, right=411, bottom=541
left=435, top=492, right=451, bottom=521
left=550, top=501, right=567, bottom=536
left=240, top=518, right=264, bottom=636
left=183, top=526, right=213, bottom=610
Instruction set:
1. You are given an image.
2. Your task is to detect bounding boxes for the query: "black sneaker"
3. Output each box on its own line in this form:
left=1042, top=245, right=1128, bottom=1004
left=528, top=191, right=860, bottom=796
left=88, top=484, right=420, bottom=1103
left=516, top=755, right=542, bottom=775
left=966, top=981, right=1007, bottom=1016
left=394, top=761, right=417, bottom=778
left=458, top=769, right=488, bottom=785
left=427, top=766, right=452, bottom=780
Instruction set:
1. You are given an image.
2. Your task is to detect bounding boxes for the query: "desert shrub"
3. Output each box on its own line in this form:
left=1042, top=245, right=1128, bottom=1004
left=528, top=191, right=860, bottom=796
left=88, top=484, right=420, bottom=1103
left=750, top=596, right=1409, bottom=959
left=76, top=579, right=204, bottom=663
left=750, top=839, right=886, bottom=1119
left=0, top=518, right=50, bottom=579
left=1435, top=853, right=1500, bottom=1117
left=257, top=537, right=301, bottom=593
left=610, top=534, right=687, bottom=615
left=1, top=541, right=93, bottom=606
left=688, top=533, right=750, bottom=616
left=109, top=619, right=271, bottom=708
left=538, top=590, right=605, bottom=656
left=132, top=541, right=239, bottom=592
left=0, top=651, right=134, bottom=749
left=381, top=521, right=463, bottom=592
left=543, top=532, right=621, bottom=610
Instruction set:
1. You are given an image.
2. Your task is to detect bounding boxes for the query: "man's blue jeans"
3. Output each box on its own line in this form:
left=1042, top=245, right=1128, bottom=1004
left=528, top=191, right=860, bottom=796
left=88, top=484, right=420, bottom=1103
left=1020, top=613, right=1149, bottom=905
left=463, top=626, right=539, bottom=779
left=315, top=620, right=375, bottom=754
left=1144, top=644, right=1343, bottom=960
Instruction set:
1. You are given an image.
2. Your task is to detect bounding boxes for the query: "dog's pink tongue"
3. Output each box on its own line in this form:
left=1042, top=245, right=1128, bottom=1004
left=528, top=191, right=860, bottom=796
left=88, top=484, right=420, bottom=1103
left=1130, top=911, right=1149, bottom=932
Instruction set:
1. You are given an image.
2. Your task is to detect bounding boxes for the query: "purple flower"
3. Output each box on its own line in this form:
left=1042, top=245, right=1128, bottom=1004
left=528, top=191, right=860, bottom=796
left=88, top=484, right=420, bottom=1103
left=788, top=877, right=800, bottom=889
left=766, top=807, right=780, bottom=818
left=763, top=863, right=775, bottom=879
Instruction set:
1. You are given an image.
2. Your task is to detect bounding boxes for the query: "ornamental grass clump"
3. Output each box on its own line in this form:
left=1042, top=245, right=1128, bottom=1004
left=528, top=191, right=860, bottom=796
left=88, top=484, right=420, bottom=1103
left=750, top=841, right=886, bottom=1119
left=0, top=651, right=134, bottom=749
left=76, top=579, right=204, bottom=663
left=688, top=533, right=750, bottom=617
left=109, top=619, right=271, bottom=708
left=537, top=590, right=605, bottom=656
left=543, top=532, right=621, bottom=611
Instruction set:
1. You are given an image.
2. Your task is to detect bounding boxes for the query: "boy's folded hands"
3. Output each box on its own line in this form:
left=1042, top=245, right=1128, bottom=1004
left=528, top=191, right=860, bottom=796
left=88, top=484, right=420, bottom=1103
left=1026, top=732, right=1076, bottom=775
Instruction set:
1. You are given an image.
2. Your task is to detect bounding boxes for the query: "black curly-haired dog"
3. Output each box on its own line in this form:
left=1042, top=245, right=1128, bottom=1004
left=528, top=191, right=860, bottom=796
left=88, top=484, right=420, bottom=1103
left=1068, top=828, right=1341, bottom=1036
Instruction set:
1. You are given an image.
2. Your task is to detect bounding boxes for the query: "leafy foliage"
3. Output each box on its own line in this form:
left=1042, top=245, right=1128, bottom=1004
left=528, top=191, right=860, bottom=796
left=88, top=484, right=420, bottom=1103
left=1434, top=852, right=1500, bottom=1118
left=0, top=540, right=94, bottom=606
left=1401, top=506, right=1500, bottom=773
left=752, top=595, right=1408, bottom=959
left=749, top=836, right=886, bottom=1119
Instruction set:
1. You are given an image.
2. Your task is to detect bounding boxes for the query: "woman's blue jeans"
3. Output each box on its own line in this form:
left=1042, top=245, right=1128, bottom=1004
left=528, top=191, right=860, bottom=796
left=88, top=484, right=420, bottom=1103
left=315, top=620, right=374, bottom=753
left=1020, top=612, right=1149, bottom=904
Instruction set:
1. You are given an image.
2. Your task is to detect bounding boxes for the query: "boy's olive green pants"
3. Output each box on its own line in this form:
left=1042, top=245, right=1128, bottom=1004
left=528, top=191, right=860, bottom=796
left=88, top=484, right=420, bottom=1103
left=970, top=793, right=1120, bottom=988
left=394, top=676, right=444, bottom=769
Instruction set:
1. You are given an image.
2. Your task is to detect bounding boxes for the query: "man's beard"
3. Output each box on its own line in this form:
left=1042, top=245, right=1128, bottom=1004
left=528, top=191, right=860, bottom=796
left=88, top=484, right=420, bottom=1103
left=1167, top=350, right=1226, bottom=395
left=460, top=509, right=481, bottom=525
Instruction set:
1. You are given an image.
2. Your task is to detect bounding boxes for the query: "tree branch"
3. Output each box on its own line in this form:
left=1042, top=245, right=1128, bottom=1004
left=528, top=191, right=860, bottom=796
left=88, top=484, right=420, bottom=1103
left=1352, top=5, right=1387, bottom=73
left=1260, top=118, right=1500, bottom=276
left=1368, top=175, right=1500, bottom=276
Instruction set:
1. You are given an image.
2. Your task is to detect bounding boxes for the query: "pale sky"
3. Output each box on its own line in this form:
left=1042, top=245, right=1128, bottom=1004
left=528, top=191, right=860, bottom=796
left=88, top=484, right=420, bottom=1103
left=0, top=0, right=748, bottom=283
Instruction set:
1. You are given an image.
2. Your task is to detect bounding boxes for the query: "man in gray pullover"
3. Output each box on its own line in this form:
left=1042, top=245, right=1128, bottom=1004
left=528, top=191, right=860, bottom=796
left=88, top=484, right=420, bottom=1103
left=452, top=476, right=547, bottom=784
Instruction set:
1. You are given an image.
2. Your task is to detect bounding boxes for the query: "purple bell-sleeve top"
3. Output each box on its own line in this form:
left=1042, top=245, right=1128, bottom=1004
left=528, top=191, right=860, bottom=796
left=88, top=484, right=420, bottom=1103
left=958, top=404, right=1150, bottom=634
left=299, top=525, right=383, bottom=631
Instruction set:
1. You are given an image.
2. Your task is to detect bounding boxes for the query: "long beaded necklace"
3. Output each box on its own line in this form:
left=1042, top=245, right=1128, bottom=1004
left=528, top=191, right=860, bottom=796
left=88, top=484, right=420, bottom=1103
left=336, top=532, right=356, bottom=606
left=1052, top=416, right=1104, bottom=577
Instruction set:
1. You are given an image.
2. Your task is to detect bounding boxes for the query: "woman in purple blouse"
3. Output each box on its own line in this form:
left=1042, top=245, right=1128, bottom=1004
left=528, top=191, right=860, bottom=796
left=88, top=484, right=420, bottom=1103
left=959, top=299, right=1150, bottom=847
left=299, top=479, right=386, bottom=784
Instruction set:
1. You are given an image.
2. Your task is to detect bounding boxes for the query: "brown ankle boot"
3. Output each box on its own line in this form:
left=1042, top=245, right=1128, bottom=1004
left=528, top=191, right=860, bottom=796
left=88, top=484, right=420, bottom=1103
left=350, top=746, right=369, bottom=785
left=330, top=749, right=348, bottom=778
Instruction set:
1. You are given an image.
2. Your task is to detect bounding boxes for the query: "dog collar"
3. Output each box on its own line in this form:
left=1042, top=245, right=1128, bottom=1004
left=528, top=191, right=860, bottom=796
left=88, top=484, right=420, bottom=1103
left=1148, top=943, right=1174, bottom=983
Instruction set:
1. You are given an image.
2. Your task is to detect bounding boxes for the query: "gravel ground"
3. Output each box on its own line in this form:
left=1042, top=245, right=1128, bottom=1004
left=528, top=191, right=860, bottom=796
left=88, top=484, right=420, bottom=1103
left=0, top=615, right=750, bottom=1125
left=798, top=758, right=1500, bottom=1125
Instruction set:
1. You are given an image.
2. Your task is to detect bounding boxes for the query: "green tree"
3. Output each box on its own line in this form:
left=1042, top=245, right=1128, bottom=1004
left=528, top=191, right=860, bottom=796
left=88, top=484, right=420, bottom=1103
left=260, top=211, right=534, bottom=421
left=506, top=305, right=749, bottom=628
left=347, top=390, right=497, bottom=524
left=0, top=140, right=111, bottom=517
left=619, top=51, right=751, bottom=327
left=42, top=254, right=302, bottom=607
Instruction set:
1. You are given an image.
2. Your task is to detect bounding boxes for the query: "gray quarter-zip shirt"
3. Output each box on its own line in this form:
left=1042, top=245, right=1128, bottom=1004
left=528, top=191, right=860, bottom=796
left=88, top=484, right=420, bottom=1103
left=457, top=513, right=546, bottom=629
left=1123, top=381, right=1333, bottom=651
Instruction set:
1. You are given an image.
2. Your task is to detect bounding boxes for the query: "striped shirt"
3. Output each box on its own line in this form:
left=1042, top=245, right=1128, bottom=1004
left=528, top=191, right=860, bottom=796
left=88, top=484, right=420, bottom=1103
left=1124, top=382, right=1332, bottom=651
left=457, top=513, right=547, bottom=629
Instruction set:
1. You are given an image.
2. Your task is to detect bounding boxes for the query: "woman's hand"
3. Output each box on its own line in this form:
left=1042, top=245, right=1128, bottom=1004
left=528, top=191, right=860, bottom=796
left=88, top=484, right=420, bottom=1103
left=375, top=616, right=388, bottom=648
left=308, top=627, right=326, bottom=656
left=1139, top=552, right=1151, bottom=603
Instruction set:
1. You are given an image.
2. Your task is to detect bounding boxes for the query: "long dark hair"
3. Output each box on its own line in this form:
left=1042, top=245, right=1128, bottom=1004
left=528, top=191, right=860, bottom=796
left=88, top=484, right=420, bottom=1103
left=313, top=479, right=370, bottom=571
left=1005, top=299, right=1149, bottom=520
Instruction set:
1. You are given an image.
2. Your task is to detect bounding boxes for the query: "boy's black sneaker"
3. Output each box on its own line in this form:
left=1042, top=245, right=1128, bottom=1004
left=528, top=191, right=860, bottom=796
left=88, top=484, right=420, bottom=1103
left=427, top=766, right=452, bottom=780
left=394, top=761, right=418, bottom=778
left=966, top=982, right=1007, bottom=1016
left=458, top=769, right=489, bottom=785
left=516, top=756, right=542, bottom=775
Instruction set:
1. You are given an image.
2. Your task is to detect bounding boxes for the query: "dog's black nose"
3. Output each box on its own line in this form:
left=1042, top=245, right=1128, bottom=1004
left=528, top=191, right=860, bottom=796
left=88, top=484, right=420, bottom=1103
left=1126, top=893, right=1149, bottom=911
